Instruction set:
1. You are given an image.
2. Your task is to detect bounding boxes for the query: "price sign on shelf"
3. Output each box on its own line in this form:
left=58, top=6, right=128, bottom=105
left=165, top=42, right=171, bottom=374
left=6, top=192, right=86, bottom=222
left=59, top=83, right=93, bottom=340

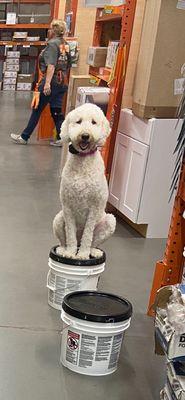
left=85, top=0, right=125, bottom=6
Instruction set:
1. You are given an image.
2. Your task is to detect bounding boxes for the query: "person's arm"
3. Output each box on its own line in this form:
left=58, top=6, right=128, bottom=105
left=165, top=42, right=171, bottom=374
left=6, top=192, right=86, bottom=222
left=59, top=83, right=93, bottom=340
left=43, top=42, right=59, bottom=95
left=43, top=64, right=55, bottom=96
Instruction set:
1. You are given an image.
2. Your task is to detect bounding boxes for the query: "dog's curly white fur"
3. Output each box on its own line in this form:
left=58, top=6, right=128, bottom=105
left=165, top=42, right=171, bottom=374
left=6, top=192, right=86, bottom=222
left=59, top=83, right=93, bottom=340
left=53, top=103, right=116, bottom=260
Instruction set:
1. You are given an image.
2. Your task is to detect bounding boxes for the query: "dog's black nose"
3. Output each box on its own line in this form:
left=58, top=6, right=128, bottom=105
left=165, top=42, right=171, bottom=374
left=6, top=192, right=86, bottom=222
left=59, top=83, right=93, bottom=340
left=81, top=134, right=90, bottom=141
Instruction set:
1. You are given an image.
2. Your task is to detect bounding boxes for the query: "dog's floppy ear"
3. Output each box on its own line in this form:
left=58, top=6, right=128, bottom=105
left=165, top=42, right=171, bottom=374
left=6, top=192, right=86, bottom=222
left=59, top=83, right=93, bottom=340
left=60, top=113, right=70, bottom=143
left=101, top=115, right=111, bottom=140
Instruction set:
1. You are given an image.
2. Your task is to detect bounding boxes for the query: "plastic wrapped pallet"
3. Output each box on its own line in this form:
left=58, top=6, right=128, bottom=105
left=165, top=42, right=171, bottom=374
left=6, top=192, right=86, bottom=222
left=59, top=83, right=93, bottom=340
left=154, top=284, right=185, bottom=361
left=166, top=361, right=185, bottom=400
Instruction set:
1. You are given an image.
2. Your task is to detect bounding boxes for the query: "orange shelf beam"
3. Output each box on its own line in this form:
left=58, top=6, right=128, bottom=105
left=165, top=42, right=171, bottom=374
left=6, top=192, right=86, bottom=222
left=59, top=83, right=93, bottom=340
left=147, top=159, right=185, bottom=316
left=12, top=0, right=50, bottom=3
left=96, top=14, right=122, bottom=22
left=0, top=24, right=50, bottom=29
left=0, top=40, right=46, bottom=46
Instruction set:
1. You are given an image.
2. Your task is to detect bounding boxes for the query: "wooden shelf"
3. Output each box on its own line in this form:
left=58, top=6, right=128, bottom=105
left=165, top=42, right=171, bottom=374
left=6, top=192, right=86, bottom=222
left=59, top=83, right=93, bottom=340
left=96, top=14, right=122, bottom=23
left=90, top=67, right=112, bottom=83
left=0, top=40, right=46, bottom=46
left=0, top=24, right=50, bottom=29
left=13, top=0, right=50, bottom=3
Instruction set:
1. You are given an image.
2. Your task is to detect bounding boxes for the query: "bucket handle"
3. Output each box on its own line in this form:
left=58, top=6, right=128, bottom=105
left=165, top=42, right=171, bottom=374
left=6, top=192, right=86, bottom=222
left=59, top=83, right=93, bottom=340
left=61, top=313, right=75, bottom=335
left=46, top=271, right=56, bottom=292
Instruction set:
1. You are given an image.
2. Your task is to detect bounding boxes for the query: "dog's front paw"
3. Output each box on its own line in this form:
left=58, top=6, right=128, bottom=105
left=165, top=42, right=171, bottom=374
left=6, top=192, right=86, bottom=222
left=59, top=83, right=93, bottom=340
left=64, top=249, right=78, bottom=259
left=76, top=250, right=90, bottom=260
left=56, top=246, right=66, bottom=257
left=90, top=248, right=103, bottom=259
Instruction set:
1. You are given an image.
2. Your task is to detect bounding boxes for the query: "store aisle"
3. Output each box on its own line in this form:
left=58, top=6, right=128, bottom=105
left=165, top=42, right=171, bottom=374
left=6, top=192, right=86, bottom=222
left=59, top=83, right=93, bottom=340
left=0, top=93, right=165, bottom=400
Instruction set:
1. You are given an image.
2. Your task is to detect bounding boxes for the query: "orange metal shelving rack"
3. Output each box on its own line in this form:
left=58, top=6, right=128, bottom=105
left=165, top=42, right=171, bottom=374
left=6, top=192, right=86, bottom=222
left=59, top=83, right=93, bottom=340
left=147, top=157, right=185, bottom=316
left=89, top=0, right=137, bottom=176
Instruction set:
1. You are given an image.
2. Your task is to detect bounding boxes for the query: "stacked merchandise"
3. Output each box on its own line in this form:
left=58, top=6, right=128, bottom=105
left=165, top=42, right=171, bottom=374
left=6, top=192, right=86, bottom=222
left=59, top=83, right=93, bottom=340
left=105, top=40, right=119, bottom=69
left=0, top=3, right=6, bottom=23
left=76, top=87, right=110, bottom=114
left=154, top=284, right=185, bottom=399
left=87, top=47, right=108, bottom=67
left=66, top=75, right=94, bottom=114
left=0, top=31, right=12, bottom=41
left=4, top=2, right=50, bottom=24
left=17, top=74, right=33, bottom=91
left=3, top=51, right=20, bottom=91
left=13, top=32, right=28, bottom=41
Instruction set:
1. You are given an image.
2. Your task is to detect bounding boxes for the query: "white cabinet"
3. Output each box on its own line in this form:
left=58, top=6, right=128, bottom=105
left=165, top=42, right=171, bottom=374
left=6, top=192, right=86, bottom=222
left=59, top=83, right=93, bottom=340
left=109, top=109, right=181, bottom=238
left=109, top=133, right=149, bottom=222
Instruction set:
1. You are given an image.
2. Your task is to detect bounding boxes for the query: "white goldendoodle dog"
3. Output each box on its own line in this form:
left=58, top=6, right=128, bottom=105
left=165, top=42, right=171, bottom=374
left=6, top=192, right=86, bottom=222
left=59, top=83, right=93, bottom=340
left=53, top=103, right=116, bottom=260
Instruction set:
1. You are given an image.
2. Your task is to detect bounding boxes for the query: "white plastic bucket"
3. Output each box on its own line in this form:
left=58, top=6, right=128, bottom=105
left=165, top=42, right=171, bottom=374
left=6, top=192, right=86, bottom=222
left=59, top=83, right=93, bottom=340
left=47, top=246, right=106, bottom=310
left=60, top=291, right=132, bottom=376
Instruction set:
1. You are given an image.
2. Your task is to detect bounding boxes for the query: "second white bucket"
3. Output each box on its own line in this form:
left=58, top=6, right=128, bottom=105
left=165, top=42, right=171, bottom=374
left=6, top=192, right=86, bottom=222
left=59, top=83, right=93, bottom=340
left=47, top=246, right=106, bottom=310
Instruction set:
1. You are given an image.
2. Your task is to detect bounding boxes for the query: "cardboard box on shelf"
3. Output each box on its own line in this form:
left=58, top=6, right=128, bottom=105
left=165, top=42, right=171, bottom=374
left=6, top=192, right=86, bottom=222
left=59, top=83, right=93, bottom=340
left=76, top=87, right=110, bottom=114
left=27, top=37, right=40, bottom=42
left=5, top=64, right=19, bottom=72
left=66, top=75, right=95, bottom=113
left=133, top=0, right=185, bottom=119
left=17, top=82, right=32, bottom=91
left=17, top=74, right=33, bottom=84
left=3, top=84, right=16, bottom=91
left=6, top=58, right=20, bottom=66
left=4, top=71, right=17, bottom=78
left=3, top=77, right=17, bottom=85
left=87, top=47, right=108, bottom=67
left=13, top=32, right=28, bottom=40
left=105, top=41, right=119, bottom=69
left=7, top=51, right=20, bottom=59
left=6, top=12, right=17, bottom=25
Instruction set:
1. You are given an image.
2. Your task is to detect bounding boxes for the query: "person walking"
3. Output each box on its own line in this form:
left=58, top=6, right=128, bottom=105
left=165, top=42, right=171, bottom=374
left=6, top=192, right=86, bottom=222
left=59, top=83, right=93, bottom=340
left=11, top=19, right=71, bottom=147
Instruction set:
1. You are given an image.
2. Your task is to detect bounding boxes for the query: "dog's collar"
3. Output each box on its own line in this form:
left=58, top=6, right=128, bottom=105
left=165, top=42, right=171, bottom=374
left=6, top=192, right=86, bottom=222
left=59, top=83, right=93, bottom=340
left=69, top=143, right=97, bottom=157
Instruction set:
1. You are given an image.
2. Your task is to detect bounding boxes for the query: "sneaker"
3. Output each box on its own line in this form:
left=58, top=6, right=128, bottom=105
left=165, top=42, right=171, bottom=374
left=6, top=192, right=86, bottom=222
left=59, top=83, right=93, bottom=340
left=50, top=139, right=63, bottom=147
left=11, top=134, right=27, bottom=145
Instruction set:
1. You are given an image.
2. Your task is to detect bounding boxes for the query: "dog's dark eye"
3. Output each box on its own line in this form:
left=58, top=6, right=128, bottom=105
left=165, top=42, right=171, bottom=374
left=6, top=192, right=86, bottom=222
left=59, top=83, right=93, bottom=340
left=92, top=120, right=97, bottom=125
left=76, top=119, right=82, bottom=124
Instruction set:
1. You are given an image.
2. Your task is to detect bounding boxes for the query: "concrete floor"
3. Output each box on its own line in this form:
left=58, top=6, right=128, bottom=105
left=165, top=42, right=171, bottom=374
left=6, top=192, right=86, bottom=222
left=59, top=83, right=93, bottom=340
left=0, top=92, right=166, bottom=399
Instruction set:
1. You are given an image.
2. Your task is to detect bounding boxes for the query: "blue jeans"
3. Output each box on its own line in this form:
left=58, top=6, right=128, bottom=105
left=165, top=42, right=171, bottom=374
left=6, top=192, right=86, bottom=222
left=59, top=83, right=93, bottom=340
left=21, top=79, right=68, bottom=141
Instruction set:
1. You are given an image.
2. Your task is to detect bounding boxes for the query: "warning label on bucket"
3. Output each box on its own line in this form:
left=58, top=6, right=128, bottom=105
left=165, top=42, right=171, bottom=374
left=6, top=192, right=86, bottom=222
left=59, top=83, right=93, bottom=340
left=66, top=331, right=80, bottom=365
left=63, top=329, right=124, bottom=374
left=79, top=334, right=96, bottom=367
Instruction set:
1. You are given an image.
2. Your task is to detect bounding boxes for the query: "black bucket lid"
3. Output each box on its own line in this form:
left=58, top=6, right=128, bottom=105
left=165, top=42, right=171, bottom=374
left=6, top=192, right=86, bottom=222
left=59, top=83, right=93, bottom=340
left=49, top=246, right=106, bottom=266
left=62, top=291, right=133, bottom=323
